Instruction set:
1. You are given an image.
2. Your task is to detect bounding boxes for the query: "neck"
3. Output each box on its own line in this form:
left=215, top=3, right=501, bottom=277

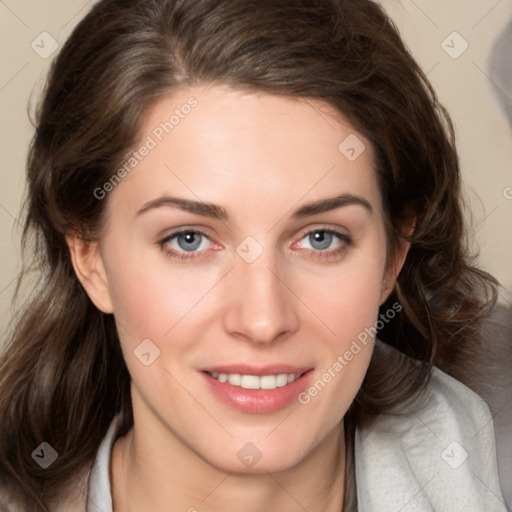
left=111, top=408, right=346, bottom=512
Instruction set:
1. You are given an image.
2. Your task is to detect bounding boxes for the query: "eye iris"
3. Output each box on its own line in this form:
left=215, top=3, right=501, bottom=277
left=177, top=232, right=202, bottom=251
left=309, top=231, right=332, bottom=250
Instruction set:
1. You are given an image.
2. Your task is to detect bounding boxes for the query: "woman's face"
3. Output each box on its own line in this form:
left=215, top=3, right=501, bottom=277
left=84, top=84, right=399, bottom=473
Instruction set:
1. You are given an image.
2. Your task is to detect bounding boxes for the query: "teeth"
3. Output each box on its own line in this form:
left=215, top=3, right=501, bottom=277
left=260, top=375, right=277, bottom=389
left=210, top=372, right=297, bottom=389
left=241, top=375, right=260, bottom=389
left=227, top=374, right=241, bottom=386
left=276, top=374, right=288, bottom=387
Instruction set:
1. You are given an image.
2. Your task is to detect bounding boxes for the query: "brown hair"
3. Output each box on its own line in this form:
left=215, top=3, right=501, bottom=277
left=0, top=0, right=498, bottom=509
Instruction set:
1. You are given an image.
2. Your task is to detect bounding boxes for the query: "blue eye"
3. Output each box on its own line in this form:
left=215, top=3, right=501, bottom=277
left=299, top=230, right=346, bottom=251
left=174, top=232, right=204, bottom=252
left=159, top=229, right=214, bottom=260
left=307, top=231, right=334, bottom=250
left=294, top=229, right=351, bottom=262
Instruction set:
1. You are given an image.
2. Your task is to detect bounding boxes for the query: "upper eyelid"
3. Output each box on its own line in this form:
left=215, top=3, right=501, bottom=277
left=294, top=225, right=351, bottom=241
left=160, top=226, right=212, bottom=242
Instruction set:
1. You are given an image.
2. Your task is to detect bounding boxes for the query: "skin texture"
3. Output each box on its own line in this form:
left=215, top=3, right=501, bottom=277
left=68, top=84, right=408, bottom=511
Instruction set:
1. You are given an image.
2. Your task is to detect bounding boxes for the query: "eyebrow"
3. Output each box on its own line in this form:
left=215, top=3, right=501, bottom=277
left=135, top=193, right=372, bottom=220
left=292, top=194, right=372, bottom=218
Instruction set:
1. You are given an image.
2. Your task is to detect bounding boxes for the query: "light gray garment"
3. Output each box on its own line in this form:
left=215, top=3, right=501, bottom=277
left=355, top=366, right=507, bottom=511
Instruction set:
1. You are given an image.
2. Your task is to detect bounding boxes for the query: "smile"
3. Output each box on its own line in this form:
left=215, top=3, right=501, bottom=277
left=201, top=367, right=314, bottom=413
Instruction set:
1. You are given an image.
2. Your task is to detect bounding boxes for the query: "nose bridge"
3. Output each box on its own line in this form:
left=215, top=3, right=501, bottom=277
left=222, top=247, right=299, bottom=344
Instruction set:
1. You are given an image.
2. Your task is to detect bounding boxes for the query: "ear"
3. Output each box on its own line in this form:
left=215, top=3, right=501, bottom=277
left=379, top=223, right=414, bottom=305
left=66, top=235, right=114, bottom=313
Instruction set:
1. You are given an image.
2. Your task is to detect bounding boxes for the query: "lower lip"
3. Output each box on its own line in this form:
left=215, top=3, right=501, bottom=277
left=201, top=370, right=314, bottom=414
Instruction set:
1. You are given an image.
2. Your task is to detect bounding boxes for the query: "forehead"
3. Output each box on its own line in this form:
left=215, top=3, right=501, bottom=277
left=106, top=84, right=382, bottom=223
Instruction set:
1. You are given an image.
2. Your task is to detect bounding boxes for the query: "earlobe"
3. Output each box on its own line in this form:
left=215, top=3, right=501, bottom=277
left=66, top=235, right=114, bottom=313
left=379, top=237, right=412, bottom=305
left=380, top=219, right=416, bottom=304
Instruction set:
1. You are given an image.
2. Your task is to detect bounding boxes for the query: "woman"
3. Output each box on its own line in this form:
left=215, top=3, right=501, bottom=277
left=0, top=0, right=507, bottom=510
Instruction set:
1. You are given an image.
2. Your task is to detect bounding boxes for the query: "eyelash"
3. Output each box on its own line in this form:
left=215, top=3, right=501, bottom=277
left=157, top=227, right=352, bottom=262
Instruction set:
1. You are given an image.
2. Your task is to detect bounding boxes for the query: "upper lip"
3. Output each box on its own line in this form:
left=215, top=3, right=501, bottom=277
left=200, top=364, right=314, bottom=376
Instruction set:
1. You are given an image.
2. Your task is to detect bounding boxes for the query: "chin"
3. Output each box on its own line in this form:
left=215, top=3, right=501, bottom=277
left=199, top=435, right=315, bottom=475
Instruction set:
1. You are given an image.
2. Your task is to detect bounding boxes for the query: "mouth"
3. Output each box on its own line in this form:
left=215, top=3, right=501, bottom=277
left=200, top=365, right=314, bottom=414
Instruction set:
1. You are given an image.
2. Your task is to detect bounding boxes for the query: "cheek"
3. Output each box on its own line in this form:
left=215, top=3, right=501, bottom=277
left=293, top=238, right=386, bottom=402
left=103, top=242, right=219, bottom=341
left=297, top=247, right=387, bottom=342
left=104, top=258, right=218, bottom=397
left=294, top=254, right=386, bottom=430
left=106, top=263, right=170, bottom=339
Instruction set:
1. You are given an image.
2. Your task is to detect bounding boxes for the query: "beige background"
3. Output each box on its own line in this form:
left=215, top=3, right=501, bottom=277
left=1, top=0, right=512, bottom=338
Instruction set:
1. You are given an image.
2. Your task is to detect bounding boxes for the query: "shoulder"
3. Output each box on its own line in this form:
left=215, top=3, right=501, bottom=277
left=0, top=478, right=17, bottom=512
left=354, top=363, right=508, bottom=512
left=0, top=415, right=121, bottom=512
left=51, top=415, right=120, bottom=512
left=0, top=473, right=89, bottom=512
left=86, top=413, right=122, bottom=512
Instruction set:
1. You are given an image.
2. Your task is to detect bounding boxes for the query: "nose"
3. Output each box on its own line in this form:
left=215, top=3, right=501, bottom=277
left=222, top=253, right=300, bottom=346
